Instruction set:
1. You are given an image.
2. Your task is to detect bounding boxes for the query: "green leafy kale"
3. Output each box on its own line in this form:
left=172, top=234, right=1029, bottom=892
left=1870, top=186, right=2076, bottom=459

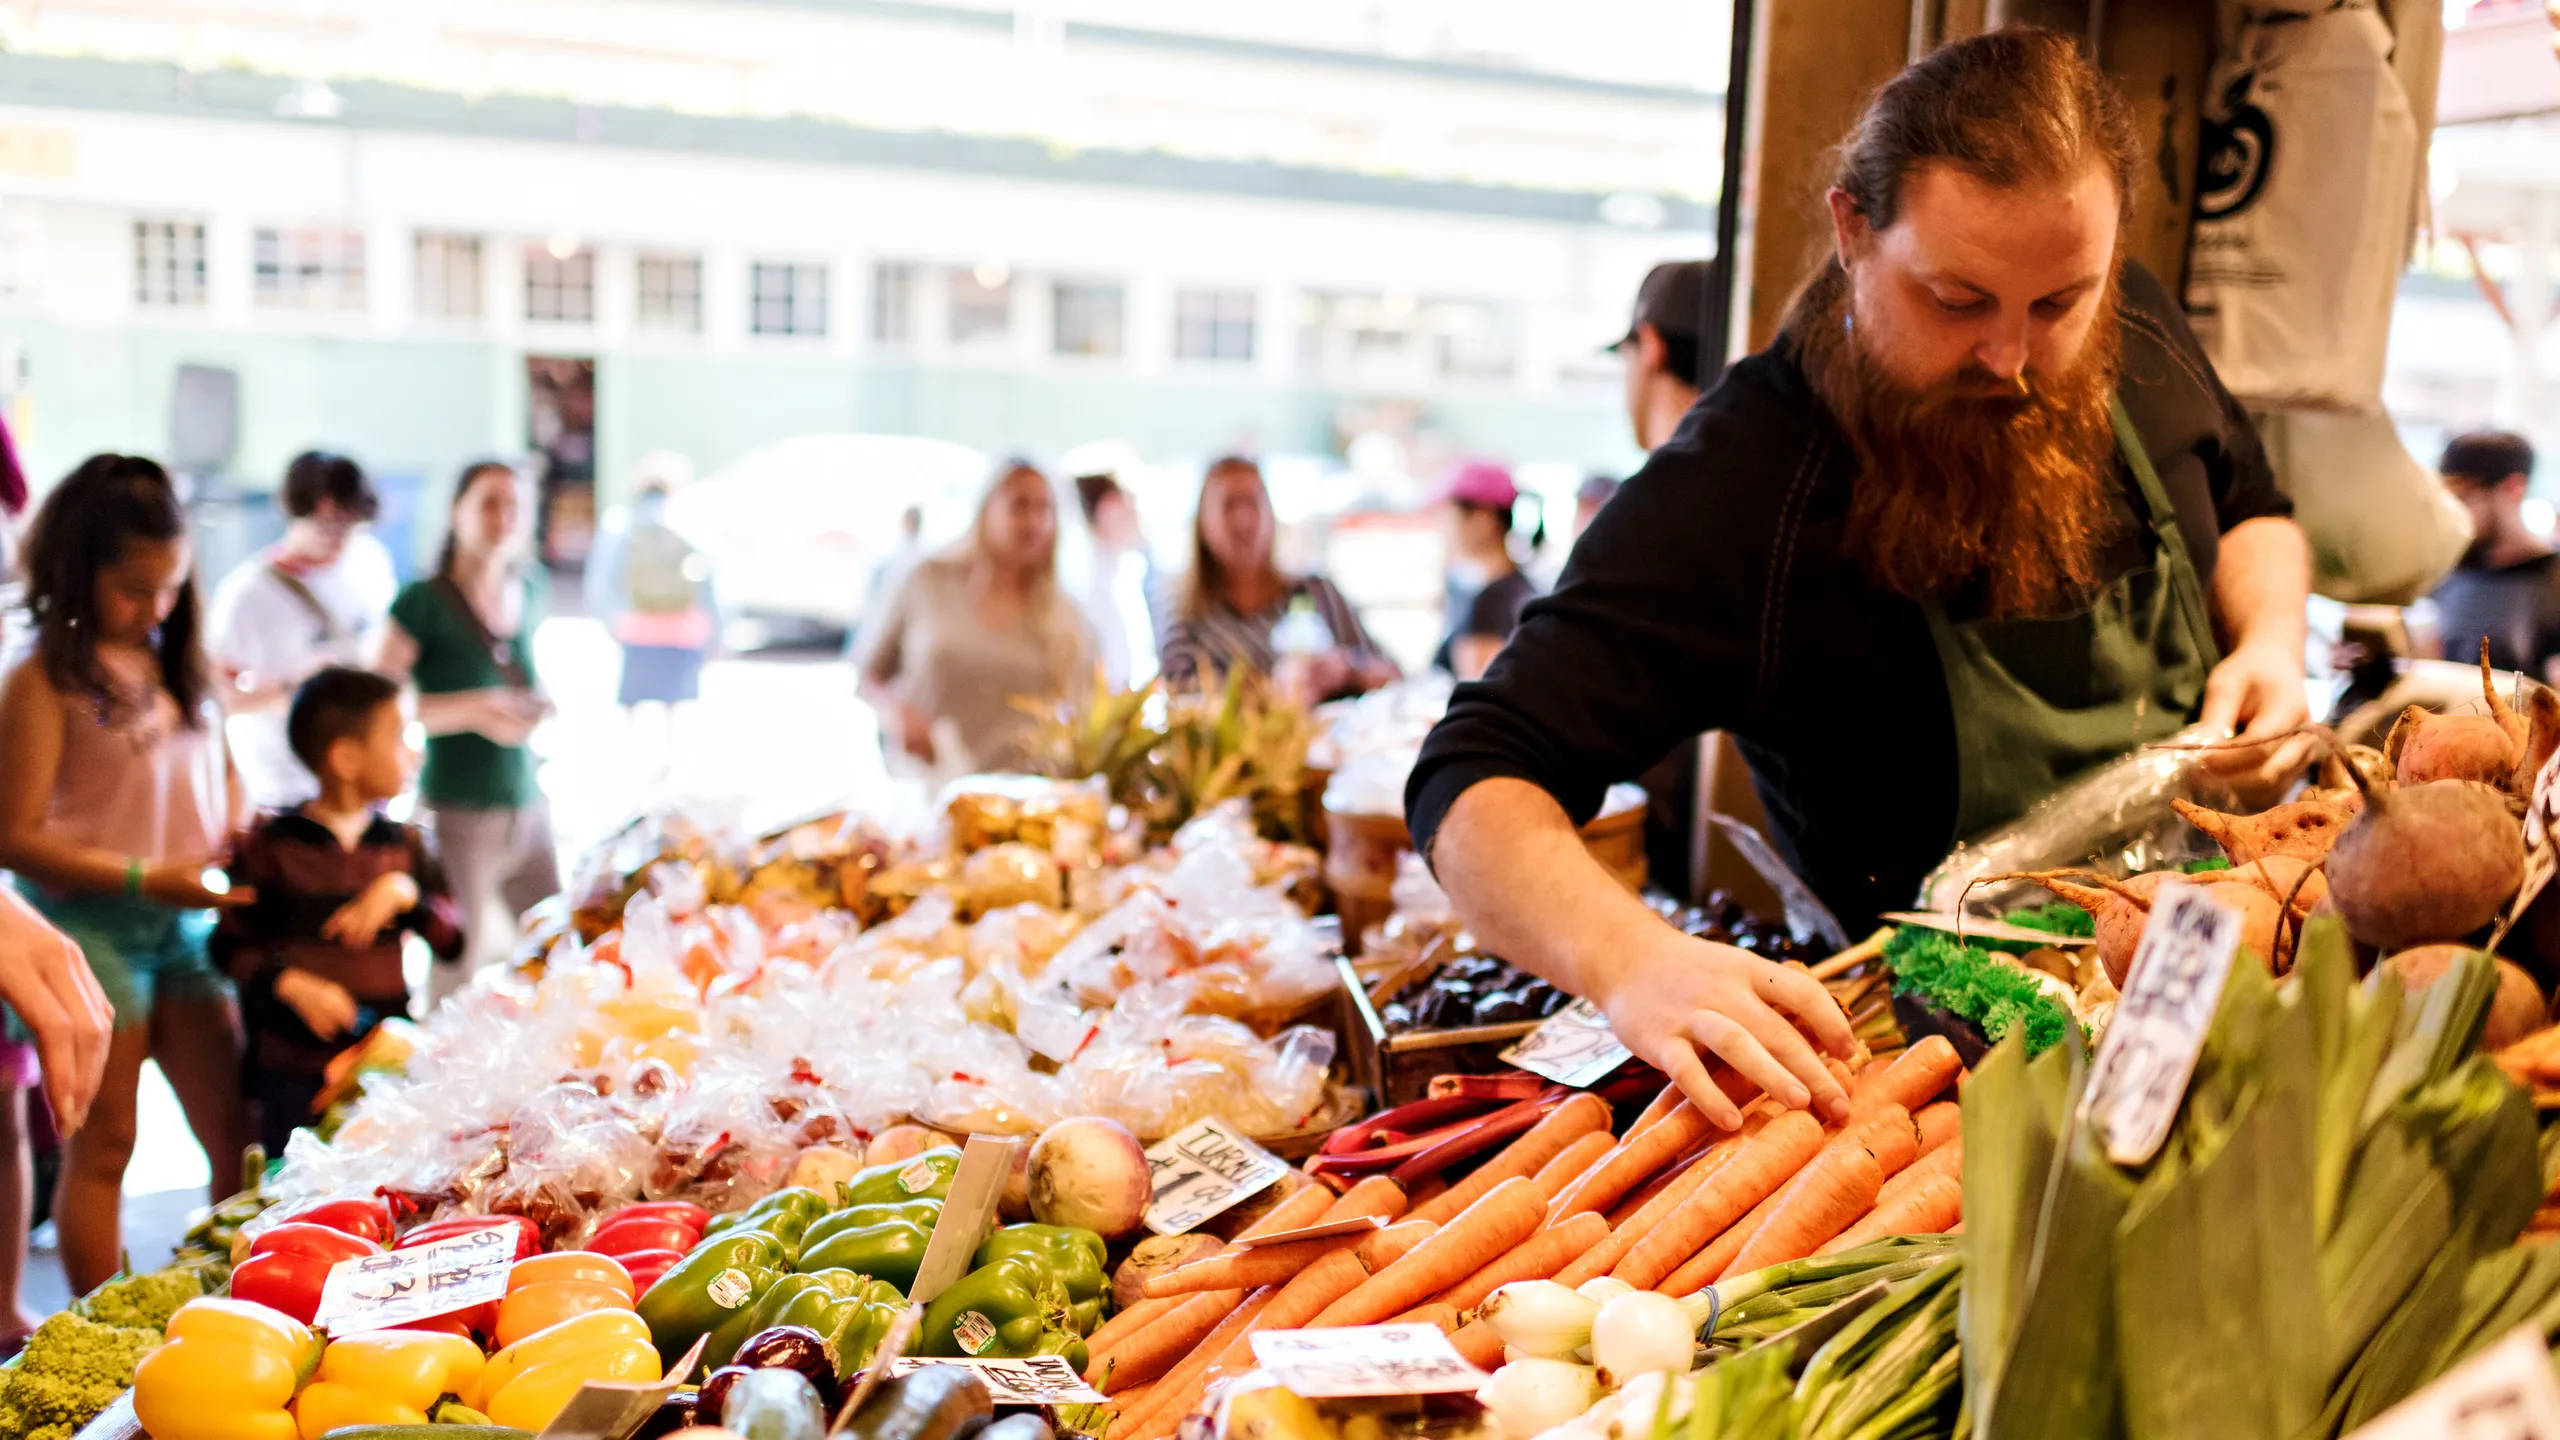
left=1885, top=925, right=2079, bottom=1056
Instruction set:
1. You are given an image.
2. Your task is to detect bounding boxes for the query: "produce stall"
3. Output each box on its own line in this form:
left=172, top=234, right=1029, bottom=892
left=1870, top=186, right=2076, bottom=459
left=25, top=659, right=2560, bottom=1440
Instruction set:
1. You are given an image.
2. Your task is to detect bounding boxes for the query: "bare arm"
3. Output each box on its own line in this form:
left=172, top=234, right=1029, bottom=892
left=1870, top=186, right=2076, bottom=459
left=0, top=663, right=234, bottom=905
left=2197, top=516, right=2315, bottom=793
left=1429, top=776, right=1855, bottom=1129
left=1451, top=634, right=1505, bottom=683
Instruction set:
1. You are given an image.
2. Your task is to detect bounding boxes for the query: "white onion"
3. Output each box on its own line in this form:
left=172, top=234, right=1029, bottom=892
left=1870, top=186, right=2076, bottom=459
left=1479, top=1280, right=1600, bottom=1360
left=1575, top=1277, right=1636, bottom=1306
left=1590, top=1291, right=1695, bottom=1388
left=1477, top=1358, right=1598, bottom=1440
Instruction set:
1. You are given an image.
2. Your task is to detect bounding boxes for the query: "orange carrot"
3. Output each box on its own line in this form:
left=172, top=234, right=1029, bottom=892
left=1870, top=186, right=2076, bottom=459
left=1606, top=1130, right=1724, bottom=1225
left=1118, top=1286, right=1277, bottom=1440
left=1818, top=1171, right=1962, bottom=1253
left=1393, top=1301, right=1463, bottom=1333
left=1142, top=1233, right=1367, bottom=1298
left=1913, top=1101, right=1961, bottom=1156
left=1549, top=1102, right=1716, bottom=1223
left=1719, top=1137, right=1886, bottom=1278
left=1843, top=1104, right=1918, bottom=1181
left=1450, top=1318, right=1505, bottom=1370
left=1531, top=1132, right=1616, bottom=1204
left=1412, top=1093, right=1612, bottom=1227
left=1087, top=1183, right=1333, bottom=1363
left=1851, top=1035, right=1961, bottom=1117
left=1662, top=1184, right=1786, bottom=1294
left=1563, top=1115, right=1774, bottom=1287
left=1313, top=1178, right=1547, bottom=1328
left=1095, top=1290, right=1236, bottom=1392
left=1439, top=1210, right=1608, bottom=1312
left=1875, top=1139, right=1960, bottom=1210
left=1626, top=1081, right=1684, bottom=1135
left=1612, top=1112, right=1823, bottom=1291
left=1330, top=1173, right=1414, bottom=1224
left=1201, top=1221, right=1437, bottom=1378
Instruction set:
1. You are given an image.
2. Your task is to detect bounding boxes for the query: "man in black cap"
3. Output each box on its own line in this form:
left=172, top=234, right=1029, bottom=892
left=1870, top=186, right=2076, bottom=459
left=1614, top=259, right=1720, bottom=451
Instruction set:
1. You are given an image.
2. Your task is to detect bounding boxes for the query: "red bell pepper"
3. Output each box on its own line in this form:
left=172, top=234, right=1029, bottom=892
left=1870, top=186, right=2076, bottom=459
left=396, top=1214, right=542, bottom=1262
left=615, top=1247, right=687, bottom=1298
left=249, top=1222, right=384, bottom=1266
left=281, top=1196, right=397, bottom=1245
left=585, top=1215, right=698, bottom=1259
left=597, top=1201, right=709, bottom=1232
left=232, top=1221, right=387, bottom=1324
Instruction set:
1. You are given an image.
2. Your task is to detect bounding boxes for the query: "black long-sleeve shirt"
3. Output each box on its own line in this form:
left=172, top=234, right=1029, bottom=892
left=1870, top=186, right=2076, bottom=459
left=1405, top=263, right=2292, bottom=932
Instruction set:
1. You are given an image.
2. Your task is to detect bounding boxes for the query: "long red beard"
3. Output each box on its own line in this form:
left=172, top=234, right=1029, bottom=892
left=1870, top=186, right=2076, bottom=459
left=1790, top=264, right=2125, bottom=619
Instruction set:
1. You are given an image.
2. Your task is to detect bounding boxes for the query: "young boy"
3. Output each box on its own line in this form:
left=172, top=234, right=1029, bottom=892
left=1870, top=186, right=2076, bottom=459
left=212, top=666, right=464, bottom=1154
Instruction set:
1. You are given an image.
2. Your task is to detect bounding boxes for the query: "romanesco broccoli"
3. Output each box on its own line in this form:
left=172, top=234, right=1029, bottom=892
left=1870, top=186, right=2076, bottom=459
left=75, top=1266, right=203, bottom=1332
left=0, top=1310, right=161, bottom=1439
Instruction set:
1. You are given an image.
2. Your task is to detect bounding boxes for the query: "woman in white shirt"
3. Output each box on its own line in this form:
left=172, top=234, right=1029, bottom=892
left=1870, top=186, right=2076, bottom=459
left=205, top=453, right=398, bottom=811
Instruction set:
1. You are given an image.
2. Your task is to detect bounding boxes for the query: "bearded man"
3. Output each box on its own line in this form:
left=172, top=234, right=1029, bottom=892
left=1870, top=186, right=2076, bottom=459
left=1407, top=29, right=2312, bottom=1128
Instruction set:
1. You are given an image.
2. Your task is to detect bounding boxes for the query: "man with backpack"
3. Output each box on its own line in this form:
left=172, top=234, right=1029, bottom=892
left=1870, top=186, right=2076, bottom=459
left=586, top=452, right=716, bottom=770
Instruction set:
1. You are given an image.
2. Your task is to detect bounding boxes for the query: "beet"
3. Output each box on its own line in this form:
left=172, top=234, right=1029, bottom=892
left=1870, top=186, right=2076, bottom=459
left=2325, top=777, right=2524, bottom=952
left=2381, top=945, right=2548, bottom=1050
left=2173, top=797, right=2356, bottom=867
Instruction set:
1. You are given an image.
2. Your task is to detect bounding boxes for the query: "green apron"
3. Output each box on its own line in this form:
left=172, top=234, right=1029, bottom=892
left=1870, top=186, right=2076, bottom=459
left=1921, top=397, right=2223, bottom=842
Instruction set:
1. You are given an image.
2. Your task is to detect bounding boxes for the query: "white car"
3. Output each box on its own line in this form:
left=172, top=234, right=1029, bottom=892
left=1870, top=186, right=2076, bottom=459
left=665, top=433, right=991, bottom=642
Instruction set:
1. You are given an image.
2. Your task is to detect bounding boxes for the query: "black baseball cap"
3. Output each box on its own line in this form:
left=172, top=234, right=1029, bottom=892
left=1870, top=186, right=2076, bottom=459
left=1608, top=259, right=1717, bottom=351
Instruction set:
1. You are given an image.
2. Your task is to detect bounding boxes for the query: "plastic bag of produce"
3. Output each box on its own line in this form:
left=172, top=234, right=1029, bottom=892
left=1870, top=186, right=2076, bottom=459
left=643, top=1072, right=794, bottom=1210
left=488, top=1081, right=656, bottom=1240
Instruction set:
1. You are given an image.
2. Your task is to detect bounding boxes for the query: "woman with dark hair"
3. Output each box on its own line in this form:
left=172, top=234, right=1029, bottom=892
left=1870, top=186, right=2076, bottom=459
left=1159, top=456, right=1393, bottom=704
left=1433, top=459, right=1544, bottom=680
left=855, top=459, right=1091, bottom=772
left=374, top=460, right=555, bottom=1007
left=0, top=453, right=246, bottom=1295
left=207, top=450, right=398, bottom=810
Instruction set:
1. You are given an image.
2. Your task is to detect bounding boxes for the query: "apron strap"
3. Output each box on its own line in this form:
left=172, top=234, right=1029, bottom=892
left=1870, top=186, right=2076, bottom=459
left=2108, top=396, right=2222, bottom=670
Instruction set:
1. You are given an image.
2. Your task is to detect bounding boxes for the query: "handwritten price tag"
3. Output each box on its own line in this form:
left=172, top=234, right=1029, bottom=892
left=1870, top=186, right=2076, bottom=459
left=2348, top=1327, right=2560, bottom=1440
left=2496, top=747, right=2560, bottom=947
left=888, top=1356, right=1104, bottom=1405
left=1249, top=1324, right=1488, bottom=1398
left=1144, top=1117, right=1289, bottom=1236
left=1499, top=998, right=1632, bottom=1089
left=313, top=1224, right=515, bottom=1335
left=2078, top=883, right=2240, bottom=1167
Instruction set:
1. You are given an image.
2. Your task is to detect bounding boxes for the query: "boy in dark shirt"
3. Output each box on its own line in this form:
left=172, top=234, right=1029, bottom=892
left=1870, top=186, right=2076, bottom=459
left=212, top=666, right=464, bottom=1153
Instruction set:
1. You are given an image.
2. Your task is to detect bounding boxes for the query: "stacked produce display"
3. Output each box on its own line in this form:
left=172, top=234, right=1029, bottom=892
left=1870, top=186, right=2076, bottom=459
left=32, top=661, right=2560, bottom=1440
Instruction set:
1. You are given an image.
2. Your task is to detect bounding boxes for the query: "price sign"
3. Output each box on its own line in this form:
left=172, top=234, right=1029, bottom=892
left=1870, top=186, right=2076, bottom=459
left=2077, top=882, right=2241, bottom=1167
left=911, top=1135, right=1022, bottom=1305
left=2495, top=747, right=2560, bottom=947
left=1248, top=1324, right=1488, bottom=1398
left=1498, top=999, right=1632, bottom=1089
left=888, top=1356, right=1105, bottom=1405
left=2348, top=1327, right=2560, bottom=1440
left=1143, top=1117, right=1290, bottom=1236
left=312, top=1224, right=514, bottom=1335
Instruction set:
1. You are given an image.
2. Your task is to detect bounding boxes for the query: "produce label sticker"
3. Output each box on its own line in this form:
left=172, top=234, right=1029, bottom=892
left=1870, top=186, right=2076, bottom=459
left=1499, top=997, right=1632, bottom=1089
left=910, top=1134, right=1023, bottom=1305
left=889, top=1355, right=1106, bottom=1405
left=2496, top=747, right=2560, bottom=945
left=312, top=1223, right=514, bottom=1334
left=1249, top=1324, right=1488, bottom=1398
left=2078, top=882, right=2241, bottom=1168
left=2346, top=1326, right=2560, bottom=1439
left=1143, top=1116, right=1291, bottom=1236
left=536, top=1335, right=708, bottom=1440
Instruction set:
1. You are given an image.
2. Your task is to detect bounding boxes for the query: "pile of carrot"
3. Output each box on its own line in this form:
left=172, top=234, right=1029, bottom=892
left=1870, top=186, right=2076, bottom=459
left=1081, top=1035, right=1968, bottom=1437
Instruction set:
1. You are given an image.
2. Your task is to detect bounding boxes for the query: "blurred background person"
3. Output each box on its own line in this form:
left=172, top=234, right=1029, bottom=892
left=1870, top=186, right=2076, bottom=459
left=206, top=451, right=396, bottom=812
left=375, top=461, right=554, bottom=1008
left=1071, top=471, right=1159, bottom=690
left=1574, top=474, right=1621, bottom=544
left=856, top=460, right=1093, bottom=774
left=0, top=455, right=249, bottom=1295
left=1160, top=455, right=1395, bottom=705
left=1613, top=259, right=1718, bottom=451
left=1434, top=459, right=1544, bottom=681
left=862, top=504, right=929, bottom=632
left=585, top=451, right=716, bottom=775
left=2429, top=431, right=2558, bottom=681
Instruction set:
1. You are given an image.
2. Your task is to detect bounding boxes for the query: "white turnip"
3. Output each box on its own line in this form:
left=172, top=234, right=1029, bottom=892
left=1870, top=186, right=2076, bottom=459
left=1027, top=1115, right=1152, bottom=1238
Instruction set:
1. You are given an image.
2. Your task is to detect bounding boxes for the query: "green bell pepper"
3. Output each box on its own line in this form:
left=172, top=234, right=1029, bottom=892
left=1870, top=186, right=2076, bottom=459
left=919, top=1253, right=1088, bottom=1370
left=740, top=1270, right=907, bottom=1379
left=797, top=1205, right=939, bottom=1291
left=840, top=1146, right=962, bottom=1206
left=635, top=1230, right=789, bottom=1364
left=703, top=1183, right=836, bottom=1248
left=973, top=1224, right=1108, bottom=1335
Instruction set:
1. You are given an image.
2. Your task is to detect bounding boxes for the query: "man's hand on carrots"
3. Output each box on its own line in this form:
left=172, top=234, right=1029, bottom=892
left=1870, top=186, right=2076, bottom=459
left=1591, top=936, right=1856, bottom=1129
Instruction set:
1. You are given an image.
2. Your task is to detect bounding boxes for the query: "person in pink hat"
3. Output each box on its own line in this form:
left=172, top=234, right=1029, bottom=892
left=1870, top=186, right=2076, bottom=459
left=1433, top=460, right=1545, bottom=680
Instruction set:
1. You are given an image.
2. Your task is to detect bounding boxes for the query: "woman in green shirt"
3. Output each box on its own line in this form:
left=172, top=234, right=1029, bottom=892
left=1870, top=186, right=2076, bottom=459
left=374, top=460, right=556, bottom=1008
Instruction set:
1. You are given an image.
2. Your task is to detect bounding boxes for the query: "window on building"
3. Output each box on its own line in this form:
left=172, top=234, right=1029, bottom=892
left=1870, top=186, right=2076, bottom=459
left=414, top=233, right=483, bottom=320
left=133, top=219, right=208, bottom=307
left=636, top=252, right=702, bottom=332
left=948, top=266, right=1012, bottom=346
left=1174, top=287, right=1256, bottom=362
left=1052, top=280, right=1125, bottom=358
left=525, top=244, right=595, bottom=324
left=254, top=227, right=367, bottom=311
left=751, top=261, right=829, bottom=337
left=872, top=262, right=915, bottom=345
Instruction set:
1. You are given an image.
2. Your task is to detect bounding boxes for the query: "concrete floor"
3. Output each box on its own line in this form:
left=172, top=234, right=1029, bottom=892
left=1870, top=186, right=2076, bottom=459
left=25, top=616, right=905, bottom=1315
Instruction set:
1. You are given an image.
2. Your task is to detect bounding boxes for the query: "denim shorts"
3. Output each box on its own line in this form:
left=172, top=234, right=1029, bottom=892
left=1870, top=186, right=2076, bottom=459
left=12, top=881, right=224, bottom=1033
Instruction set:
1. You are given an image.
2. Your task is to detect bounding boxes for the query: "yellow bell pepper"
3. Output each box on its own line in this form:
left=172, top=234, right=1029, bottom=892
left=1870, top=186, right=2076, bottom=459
left=476, top=1306, right=661, bottom=1430
left=135, top=1298, right=322, bottom=1440
left=293, top=1330, right=489, bottom=1440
